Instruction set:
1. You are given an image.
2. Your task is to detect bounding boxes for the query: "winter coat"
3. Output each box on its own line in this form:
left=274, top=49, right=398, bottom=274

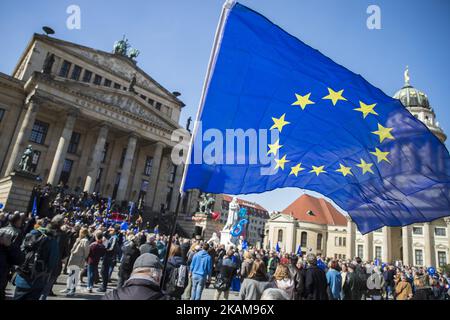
left=103, top=275, right=169, bottom=300
left=412, top=287, right=434, bottom=300
left=304, top=265, right=328, bottom=300
left=239, top=277, right=270, bottom=300
left=216, top=257, right=237, bottom=290
left=119, top=242, right=141, bottom=275
left=87, top=241, right=106, bottom=265
left=272, top=278, right=295, bottom=300
left=67, top=237, right=90, bottom=268
left=326, top=268, right=342, bottom=300
left=395, top=281, right=413, bottom=300
left=294, top=268, right=306, bottom=300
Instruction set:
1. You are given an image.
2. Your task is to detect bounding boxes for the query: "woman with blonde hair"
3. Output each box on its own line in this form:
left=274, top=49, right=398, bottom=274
left=62, top=227, right=90, bottom=297
left=239, top=259, right=270, bottom=300
left=240, top=251, right=254, bottom=280
left=271, top=264, right=295, bottom=299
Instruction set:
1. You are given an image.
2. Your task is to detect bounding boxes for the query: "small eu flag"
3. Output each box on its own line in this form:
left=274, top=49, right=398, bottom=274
left=182, top=2, right=450, bottom=234
left=275, top=241, right=280, bottom=253
left=296, top=245, right=302, bottom=257
left=32, top=196, right=38, bottom=217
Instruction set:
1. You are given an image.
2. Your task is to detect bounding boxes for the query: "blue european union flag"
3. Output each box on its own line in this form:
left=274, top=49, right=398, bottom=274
left=32, top=196, right=38, bottom=217
left=275, top=241, right=280, bottom=253
left=182, top=2, right=450, bottom=234
left=296, top=245, right=302, bottom=257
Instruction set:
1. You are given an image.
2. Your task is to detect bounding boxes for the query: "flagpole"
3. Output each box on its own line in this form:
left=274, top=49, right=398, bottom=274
left=178, top=0, right=236, bottom=195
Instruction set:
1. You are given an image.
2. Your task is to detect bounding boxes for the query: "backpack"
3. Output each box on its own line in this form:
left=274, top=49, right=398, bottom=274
left=165, top=264, right=188, bottom=296
left=16, top=231, right=49, bottom=283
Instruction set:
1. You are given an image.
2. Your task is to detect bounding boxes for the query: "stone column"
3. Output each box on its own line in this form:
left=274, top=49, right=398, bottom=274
left=382, top=227, right=391, bottom=263
left=47, top=111, right=77, bottom=185
left=423, top=222, right=436, bottom=267
left=146, top=142, right=165, bottom=209
left=152, top=156, right=169, bottom=212
left=363, top=232, right=373, bottom=261
left=4, top=97, right=40, bottom=176
left=346, top=217, right=356, bottom=260
left=83, top=124, right=109, bottom=193
left=116, top=134, right=138, bottom=201
left=402, top=225, right=413, bottom=266
left=445, top=218, right=450, bottom=263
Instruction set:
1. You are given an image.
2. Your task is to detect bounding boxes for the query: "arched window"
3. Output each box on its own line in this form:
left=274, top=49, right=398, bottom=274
left=317, top=234, right=323, bottom=250
left=277, top=229, right=283, bottom=243
left=301, top=231, right=307, bottom=248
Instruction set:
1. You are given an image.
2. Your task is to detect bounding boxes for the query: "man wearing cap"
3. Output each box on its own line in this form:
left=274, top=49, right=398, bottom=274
left=103, top=253, right=169, bottom=300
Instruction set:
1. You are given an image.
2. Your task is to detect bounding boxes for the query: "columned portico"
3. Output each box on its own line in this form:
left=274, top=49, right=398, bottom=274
left=402, top=225, right=413, bottom=266
left=47, top=111, right=78, bottom=185
left=4, top=97, right=40, bottom=176
left=116, top=134, right=138, bottom=201
left=84, top=124, right=109, bottom=193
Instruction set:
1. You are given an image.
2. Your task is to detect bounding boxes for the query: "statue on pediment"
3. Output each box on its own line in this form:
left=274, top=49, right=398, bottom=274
left=129, top=48, right=140, bottom=60
left=129, top=74, right=137, bottom=94
left=113, top=36, right=130, bottom=56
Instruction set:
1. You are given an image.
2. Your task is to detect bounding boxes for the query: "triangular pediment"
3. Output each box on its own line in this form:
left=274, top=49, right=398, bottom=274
left=33, top=34, right=183, bottom=107
left=270, top=213, right=296, bottom=223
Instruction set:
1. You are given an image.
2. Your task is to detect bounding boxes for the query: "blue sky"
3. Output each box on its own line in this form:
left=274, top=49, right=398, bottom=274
left=0, top=0, right=449, bottom=212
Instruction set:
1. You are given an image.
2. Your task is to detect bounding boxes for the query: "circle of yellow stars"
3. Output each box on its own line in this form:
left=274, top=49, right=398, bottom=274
left=268, top=87, right=394, bottom=178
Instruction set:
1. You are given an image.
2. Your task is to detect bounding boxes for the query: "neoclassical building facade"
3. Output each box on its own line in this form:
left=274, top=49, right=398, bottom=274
left=0, top=33, right=191, bottom=221
left=264, top=71, right=450, bottom=267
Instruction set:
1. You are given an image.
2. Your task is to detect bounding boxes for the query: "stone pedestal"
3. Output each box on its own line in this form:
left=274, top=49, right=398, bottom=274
left=220, top=230, right=238, bottom=248
left=192, top=213, right=222, bottom=241
left=0, top=171, right=38, bottom=213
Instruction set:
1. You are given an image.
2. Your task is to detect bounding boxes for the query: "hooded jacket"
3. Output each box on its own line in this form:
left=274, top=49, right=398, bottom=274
left=190, top=250, right=212, bottom=278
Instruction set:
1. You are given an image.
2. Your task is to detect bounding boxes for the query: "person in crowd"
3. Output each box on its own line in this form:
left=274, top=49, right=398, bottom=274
left=326, top=260, right=342, bottom=300
left=98, top=226, right=119, bottom=292
left=239, top=259, right=270, bottom=300
left=261, top=288, right=290, bottom=300
left=384, top=264, right=396, bottom=300
left=61, top=227, right=90, bottom=297
left=411, top=275, right=434, bottom=300
left=395, top=272, right=413, bottom=300
left=240, top=251, right=254, bottom=280
left=214, top=249, right=237, bottom=300
left=293, top=258, right=305, bottom=300
left=340, top=263, right=351, bottom=300
left=0, top=212, right=25, bottom=300
left=189, top=242, right=212, bottom=300
left=86, top=231, right=106, bottom=293
left=164, top=244, right=188, bottom=299
left=140, top=234, right=159, bottom=256
left=13, top=218, right=59, bottom=300
left=117, top=234, right=141, bottom=288
left=103, top=253, right=169, bottom=300
left=267, top=251, right=279, bottom=277
left=304, top=253, right=328, bottom=300
left=270, top=264, right=295, bottom=299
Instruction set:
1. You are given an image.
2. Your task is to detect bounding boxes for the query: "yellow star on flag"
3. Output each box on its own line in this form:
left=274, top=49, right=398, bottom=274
left=270, top=114, right=290, bottom=132
left=372, top=123, right=395, bottom=143
left=336, top=164, right=353, bottom=177
left=354, top=101, right=378, bottom=118
left=309, top=165, right=326, bottom=176
left=274, top=155, right=290, bottom=170
left=357, top=159, right=374, bottom=175
left=267, top=139, right=283, bottom=156
left=370, top=148, right=390, bottom=163
left=289, top=163, right=305, bottom=177
left=292, top=92, right=315, bottom=110
left=322, top=88, right=347, bottom=106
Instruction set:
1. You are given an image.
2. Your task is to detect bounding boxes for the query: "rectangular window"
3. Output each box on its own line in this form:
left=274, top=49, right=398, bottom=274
left=101, top=142, right=109, bottom=163
left=67, top=132, right=81, bottom=154
left=59, top=159, right=74, bottom=185
left=59, top=60, right=72, bottom=78
left=155, top=102, right=162, bottom=110
left=375, top=246, right=382, bottom=260
left=0, top=108, right=5, bottom=122
left=123, top=86, right=127, bottom=91
left=94, top=167, right=103, bottom=193
left=435, top=227, right=446, bottom=237
left=112, top=173, right=121, bottom=199
left=119, top=148, right=127, bottom=168
left=144, top=156, right=153, bottom=176
left=438, top=251, right=447, bottom=267
left=148, top=98, right=155, bottom=106
left=93, top=74, right=102, bottom=85
left=82, top=70, right=92, bottom=83
left=357, top=245, right=364, bottom=259
left=30, top=150, right=41, bottom=173
left=343, top=237, right=346, bottom=247
left=165, top=186, right=173, bottom=210
left=104, top=79, right=112, bottom=87
left=29, top=120, right=49, bottom=145
left=141, top=179, right=149, bottom=192
left=415, top=249, right=424, bottom=266
left=140, top=94, right=147, bottom=100
left=413, top=227, right=423, bottom=235
left=70, top=65, right=82, bottom=81
left=114, top=83, right=121, bottom=89
left=338, top=237, right=342, bottom=246
left=168, top=165, right=177, bottom=183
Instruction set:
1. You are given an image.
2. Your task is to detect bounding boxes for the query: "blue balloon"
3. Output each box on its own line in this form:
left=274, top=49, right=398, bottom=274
left=0, top=203, right=4, bottom=209
left=120, top=222, right=129, bottom=231
left=238, top=208, right=247, bottom=218
left=230, top=219, right=248, bottom=237
left=427, top=267, right=436, bottom=275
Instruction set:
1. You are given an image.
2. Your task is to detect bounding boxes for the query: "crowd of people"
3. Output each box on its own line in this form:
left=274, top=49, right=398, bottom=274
left=1, top=187, right=450, bottom=301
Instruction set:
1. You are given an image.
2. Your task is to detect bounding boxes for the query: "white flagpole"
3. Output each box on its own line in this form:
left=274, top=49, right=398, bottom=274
left=178, top=0, right=237, bottom=195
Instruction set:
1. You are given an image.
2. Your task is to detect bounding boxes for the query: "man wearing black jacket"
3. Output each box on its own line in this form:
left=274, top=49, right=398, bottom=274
left=304, top=253, right=328, bottom=300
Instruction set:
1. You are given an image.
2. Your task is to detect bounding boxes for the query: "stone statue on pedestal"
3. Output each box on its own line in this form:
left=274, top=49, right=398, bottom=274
left=207, top=232, right=220, bottom=247
left=18, top=145, right=34, bottom=173
left=224, top=197, right=239, bottom=231
left=198, top=193, right=215, bottom=216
